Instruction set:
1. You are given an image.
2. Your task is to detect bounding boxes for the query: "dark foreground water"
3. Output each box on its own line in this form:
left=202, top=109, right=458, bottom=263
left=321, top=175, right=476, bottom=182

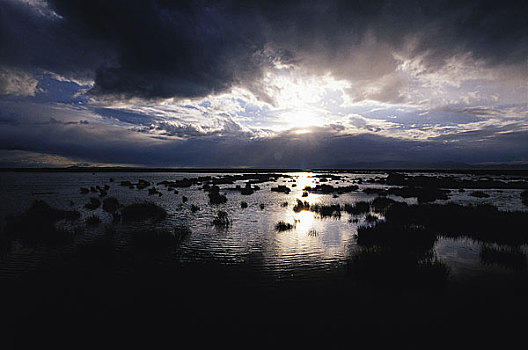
left=0, top=170, right=527, bottom=349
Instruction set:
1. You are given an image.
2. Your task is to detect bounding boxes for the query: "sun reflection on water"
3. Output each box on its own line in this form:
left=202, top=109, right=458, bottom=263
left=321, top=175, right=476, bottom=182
left=293, top=210, right=315, bottom=234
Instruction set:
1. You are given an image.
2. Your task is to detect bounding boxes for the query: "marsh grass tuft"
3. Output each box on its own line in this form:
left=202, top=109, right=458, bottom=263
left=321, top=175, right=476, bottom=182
left=212, top=211, right=230, bottom=228
left=121, top=201, right=167, bottom=223
left=5, top=200, right=80, bottom=245
left=275, top=221, right=294, bottom=231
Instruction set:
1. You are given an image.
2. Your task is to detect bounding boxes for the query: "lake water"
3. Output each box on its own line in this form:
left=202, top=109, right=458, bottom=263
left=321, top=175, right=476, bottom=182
left=1, top=170, right=526, bottom=282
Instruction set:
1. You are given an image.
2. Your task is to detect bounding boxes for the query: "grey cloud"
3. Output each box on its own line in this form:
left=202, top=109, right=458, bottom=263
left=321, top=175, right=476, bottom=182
left=1, top=0, right=526, bottom=101
left=0, top=67, right=39, bottom=96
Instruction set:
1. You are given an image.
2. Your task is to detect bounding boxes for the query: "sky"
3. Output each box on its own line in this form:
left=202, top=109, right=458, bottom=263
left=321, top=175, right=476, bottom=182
left=0, top=0, right=527, bottom=168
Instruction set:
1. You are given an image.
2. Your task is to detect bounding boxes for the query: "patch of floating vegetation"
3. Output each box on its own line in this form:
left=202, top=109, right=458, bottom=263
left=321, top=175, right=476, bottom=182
left=309, top=174, right=343, bottom=181
left=479, top=245, right=527, bottom=271
left=310, top=204, right=341, bottom=219
left=212, top=210, right=230, bottom=229
left=385, top=202, right=528, bottom=246
left=348, top=248, right=449, bottom=289
left=102, top=197, right=119, bottom=213
left=120, top=201, right=167, bottom=223
left=293, top=198, right=391, bottom=219
left=370, top=197, right=396, bottom=214
left=387, top=186, right=450, bottom=203
left=293, top=200, right=310, bottom=213
left=357, top=221, right=437, bottom=255
left=84, top=197, right=101, bottom=210
left=348, top=194, right=528, bottom=288
left=275, top=221, right=294, bottom=232
left=363, top=188, right=387, bottom=195
left=303, top=184, right=358, bottom=194
left=270, top=185, right=291, bottom=194
left=4, top=200, right=80, bottom=245
left=207, top=186, right=227, bottom=204
left=351, top=215, right=448, bottom=289
left=343, top=201, right=370, bottom=215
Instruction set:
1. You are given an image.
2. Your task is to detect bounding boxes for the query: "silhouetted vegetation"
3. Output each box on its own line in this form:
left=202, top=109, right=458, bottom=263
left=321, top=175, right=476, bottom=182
left=363, top=187, right=388, bottom=195
left=212, top=210, right=230, bottom=228
left=275, top=221, right=294, bottom=231
left=207, top=186, right=227, bottom=204
left=293, top=199, right=310, bottom=212
left=352, top=213, right=448, bottom=289
left=479, top=245, right=527, bottom=271
left=270, top=185, right=291, bottom=194
left=343, top=201, right=370, bottom=215
left=371, top=196, right=396, bottom=213
left=84, top=197, right=101, bottom=210
left=348, top=248, right=449, bottom=289
left=384, top=202, right=528, bottom=245
left=240, top=201, right=248, bottom=208
left=382, top=172, right=528, bottom=189
left=190, top=204, right=200, bottom=213
left=121, top=201, right=167, bottom=223
left=365, top=214, right=378, bottom=222
left=311, top=204, right=341, bottom=218
left=388, top=186, right=449, bottom=202
left=304, top=184, right=358, bottom=194
left=102, top=197, right=119, bottom=213
left=148, top=187, right=160, bottom=195
left=357, top=221, right=437, bottom=257
left=85, top=215, right=102, bottom=227
left=4, top=200, right=80, bottom=244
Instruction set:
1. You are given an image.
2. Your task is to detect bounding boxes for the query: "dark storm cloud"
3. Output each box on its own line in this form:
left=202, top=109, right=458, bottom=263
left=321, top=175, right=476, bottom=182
left=1, top=0, right=526, bottom=100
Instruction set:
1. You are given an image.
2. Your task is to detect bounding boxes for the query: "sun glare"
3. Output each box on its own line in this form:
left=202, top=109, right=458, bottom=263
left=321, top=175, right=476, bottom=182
left=294, top=210, right=315, bottom=234
left=262, top=70, right=350, bottom=131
